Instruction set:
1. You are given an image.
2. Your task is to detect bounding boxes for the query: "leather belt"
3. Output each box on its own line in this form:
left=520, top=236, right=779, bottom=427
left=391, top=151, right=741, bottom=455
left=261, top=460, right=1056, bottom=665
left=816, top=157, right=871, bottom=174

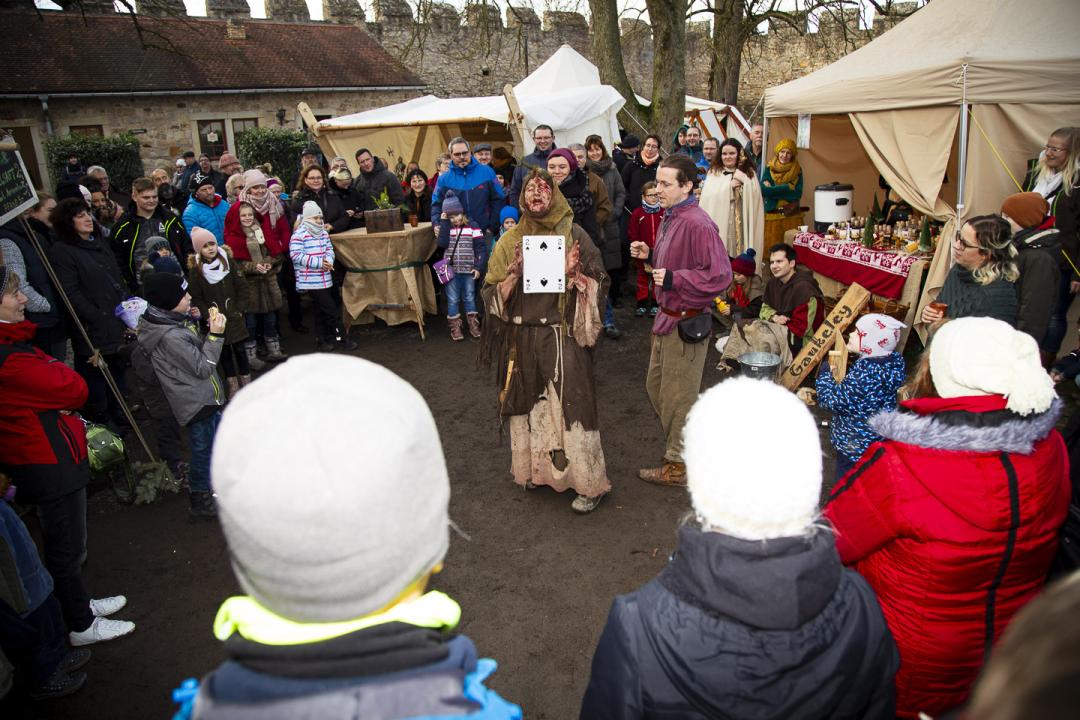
left=660, top=306, right=705, bottom=318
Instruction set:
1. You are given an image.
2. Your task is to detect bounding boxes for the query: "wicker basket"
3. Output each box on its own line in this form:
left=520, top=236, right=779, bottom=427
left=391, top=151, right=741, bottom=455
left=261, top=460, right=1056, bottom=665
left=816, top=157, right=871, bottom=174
left=823, top=289, right=908, bottom=323
left=364, top=208, right=404, bottom=234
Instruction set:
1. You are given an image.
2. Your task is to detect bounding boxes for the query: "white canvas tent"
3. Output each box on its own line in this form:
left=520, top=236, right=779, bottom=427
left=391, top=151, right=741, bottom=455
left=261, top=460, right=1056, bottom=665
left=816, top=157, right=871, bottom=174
left=763, top=0, right=1080, bottom=337
left=309, top=45, right=625, bottom=177
left=631, top=93, right=753, bottom=147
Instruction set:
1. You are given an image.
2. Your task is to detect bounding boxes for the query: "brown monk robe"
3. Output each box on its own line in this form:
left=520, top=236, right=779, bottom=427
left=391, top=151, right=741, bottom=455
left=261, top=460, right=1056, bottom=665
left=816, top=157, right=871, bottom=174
left=481, top=168, right=612, bottom=514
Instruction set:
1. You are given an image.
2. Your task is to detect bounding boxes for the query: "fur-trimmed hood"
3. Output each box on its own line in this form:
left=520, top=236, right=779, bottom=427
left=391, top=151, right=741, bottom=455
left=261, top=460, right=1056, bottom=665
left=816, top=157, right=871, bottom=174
left=869, top=395, right=1062, bottom=455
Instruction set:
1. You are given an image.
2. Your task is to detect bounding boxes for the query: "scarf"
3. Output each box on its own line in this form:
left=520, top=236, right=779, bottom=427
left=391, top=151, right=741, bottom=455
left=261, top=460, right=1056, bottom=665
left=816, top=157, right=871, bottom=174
left=200, top=255, right=229, bottom=285
left=243, top=220, right=265, bottom=246
left=586, top=157, right=614, bottom=176
left=239, top=186, right=285, bottom=228
left=767, top=138, right=802, bottom=188
left=560, top=170, right=594, bottom=219
left=637, top=152, right=660, bottom=169
left=303, top=217, right=325, bottom=235
left=643, top=199, right=662, bottom=213
left=486, top=170, right=575, bottom=284
left=730, top=279, right=750, bottom=308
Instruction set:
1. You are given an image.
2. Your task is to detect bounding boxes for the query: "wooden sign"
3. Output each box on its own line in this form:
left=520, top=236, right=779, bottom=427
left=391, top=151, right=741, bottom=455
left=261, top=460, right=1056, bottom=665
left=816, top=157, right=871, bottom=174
left=0, top=138, right=38, bottom=227
left=781, top=283, right=871, bottom=390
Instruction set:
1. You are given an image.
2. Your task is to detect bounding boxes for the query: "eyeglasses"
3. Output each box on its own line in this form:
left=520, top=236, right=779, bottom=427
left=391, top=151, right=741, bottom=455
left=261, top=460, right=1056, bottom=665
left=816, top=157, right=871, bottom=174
left=450, top=151, right=469, bottom=158
left=644, top=193, right=660, bottom=199
left=953, top=232, right=979, bottom=250
left=1045, top=145, right=1067, bottom=154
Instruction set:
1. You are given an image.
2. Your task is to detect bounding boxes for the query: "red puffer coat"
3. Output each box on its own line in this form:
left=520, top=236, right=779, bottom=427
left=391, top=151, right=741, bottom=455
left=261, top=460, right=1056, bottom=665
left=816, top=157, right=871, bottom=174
left=824, top=394, right=1069, bottom=719
left=0, top=320, right=90, bottom=504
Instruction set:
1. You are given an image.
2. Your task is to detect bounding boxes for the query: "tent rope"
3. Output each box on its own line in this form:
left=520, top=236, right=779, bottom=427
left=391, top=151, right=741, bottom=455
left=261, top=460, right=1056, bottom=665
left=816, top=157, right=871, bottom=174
left=967, top=108, right=1024, bottom=193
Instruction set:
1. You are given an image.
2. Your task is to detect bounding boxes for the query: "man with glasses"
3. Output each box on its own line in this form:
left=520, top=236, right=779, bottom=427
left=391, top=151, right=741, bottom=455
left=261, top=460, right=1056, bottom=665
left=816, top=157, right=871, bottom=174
left=431, top=137, right=505, bottom=243
left=86, top=165, right=128, bottom=208
left=508, top=125, right=557, bottom=211
left=678, top=125, right=704, bottom=164
left=631, top=154, right=730, bottom=487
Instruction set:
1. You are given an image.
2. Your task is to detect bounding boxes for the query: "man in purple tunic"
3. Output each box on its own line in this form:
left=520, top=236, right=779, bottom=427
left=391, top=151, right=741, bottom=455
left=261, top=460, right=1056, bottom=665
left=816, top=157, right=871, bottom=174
left=631, top=154, right=731, bottom=486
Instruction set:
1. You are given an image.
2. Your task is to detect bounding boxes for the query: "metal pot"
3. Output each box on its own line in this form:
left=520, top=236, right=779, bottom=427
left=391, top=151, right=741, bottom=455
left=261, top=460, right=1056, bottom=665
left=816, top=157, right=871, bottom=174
left=738, top=352, right=782, bottom=382
left=814, top=182, right=854, bottom=228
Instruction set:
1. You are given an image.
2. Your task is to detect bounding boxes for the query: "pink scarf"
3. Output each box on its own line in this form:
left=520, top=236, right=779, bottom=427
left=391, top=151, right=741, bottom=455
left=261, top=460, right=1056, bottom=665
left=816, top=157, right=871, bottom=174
left=239, top=187, right=285, bottom=228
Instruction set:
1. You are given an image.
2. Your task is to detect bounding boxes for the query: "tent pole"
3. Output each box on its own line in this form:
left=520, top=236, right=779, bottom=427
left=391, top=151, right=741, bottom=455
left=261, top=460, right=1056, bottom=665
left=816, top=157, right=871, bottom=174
left=955, top=63, right=970, bottom=221
left=760, top=118, right=769, bottom=178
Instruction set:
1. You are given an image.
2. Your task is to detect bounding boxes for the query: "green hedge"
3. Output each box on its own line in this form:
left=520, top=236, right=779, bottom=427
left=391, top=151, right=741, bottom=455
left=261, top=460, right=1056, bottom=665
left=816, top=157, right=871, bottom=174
left=44, top=133, right=143, bottom=191
left=234, top=127, right=310, bottom=191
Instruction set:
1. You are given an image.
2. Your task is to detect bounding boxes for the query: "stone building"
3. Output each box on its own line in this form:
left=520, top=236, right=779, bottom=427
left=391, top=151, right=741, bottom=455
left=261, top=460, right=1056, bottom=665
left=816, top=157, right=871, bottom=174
left=0, top=4, right=425, bottom=188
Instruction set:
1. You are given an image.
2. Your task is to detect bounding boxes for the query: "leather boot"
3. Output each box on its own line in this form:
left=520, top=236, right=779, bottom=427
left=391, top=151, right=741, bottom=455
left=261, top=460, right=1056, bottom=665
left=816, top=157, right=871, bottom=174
left=448, top=315, right=464, bottom=342
left=638, top=461, right=687, bottom=487
left=466, top=312, right=481, bottom=338
left=264, top=336, right=288, bottom=363
left=225, top=375, right=240, bottom=399
left=238, top=374, right=253, bottom=387
left=244, top=340, right=266, bottom=373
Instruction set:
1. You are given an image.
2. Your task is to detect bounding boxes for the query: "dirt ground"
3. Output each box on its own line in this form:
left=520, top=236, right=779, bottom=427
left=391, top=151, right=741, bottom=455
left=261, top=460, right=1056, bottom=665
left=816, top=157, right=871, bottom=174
left=8, top=302, right=841, bottom=720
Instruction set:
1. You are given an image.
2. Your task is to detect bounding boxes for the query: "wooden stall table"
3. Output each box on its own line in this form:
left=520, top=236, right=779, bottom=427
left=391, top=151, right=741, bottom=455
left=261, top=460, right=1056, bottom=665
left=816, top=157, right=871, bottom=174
left=331, top=223, right=437, bottom=339
left=784, top=228, right=929, bottom=348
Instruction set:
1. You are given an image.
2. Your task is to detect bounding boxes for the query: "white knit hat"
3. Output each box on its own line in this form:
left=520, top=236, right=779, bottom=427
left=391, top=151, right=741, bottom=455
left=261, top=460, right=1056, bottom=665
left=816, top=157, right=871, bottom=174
left=683, top=377, right=822, bottom=541
left=211, top=355, right=451, bottom=623
left=302, top=200, right=323, bottom=222
left=930, top=317, right=1056, bottom=416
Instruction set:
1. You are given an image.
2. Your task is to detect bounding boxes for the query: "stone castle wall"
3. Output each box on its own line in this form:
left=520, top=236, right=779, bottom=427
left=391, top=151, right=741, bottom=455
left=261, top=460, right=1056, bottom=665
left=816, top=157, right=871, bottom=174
left=355, top=2, right=917, bottom=116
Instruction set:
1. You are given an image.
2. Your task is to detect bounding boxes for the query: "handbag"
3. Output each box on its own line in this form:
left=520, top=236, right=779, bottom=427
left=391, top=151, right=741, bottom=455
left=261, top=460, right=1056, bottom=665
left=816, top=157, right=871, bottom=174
left=677, top=311, right=712, bottom=344
left=433, top=229, right=461, bottom=285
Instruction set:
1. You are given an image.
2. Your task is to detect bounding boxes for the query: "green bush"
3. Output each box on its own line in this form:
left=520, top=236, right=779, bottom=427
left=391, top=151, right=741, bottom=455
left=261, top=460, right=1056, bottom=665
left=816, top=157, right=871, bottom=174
left=44, top=133, right=143, bottom=191
left=234, top=127, right=310, bottom=191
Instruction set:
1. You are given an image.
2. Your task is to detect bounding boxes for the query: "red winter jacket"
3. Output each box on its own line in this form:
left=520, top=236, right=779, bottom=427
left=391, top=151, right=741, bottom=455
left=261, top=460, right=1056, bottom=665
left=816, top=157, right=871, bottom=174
left=824, top=394, right=1069, bottom=719
left=0, top=321, right=90, bottom=503
left=223, top=200, right=290, bottom=261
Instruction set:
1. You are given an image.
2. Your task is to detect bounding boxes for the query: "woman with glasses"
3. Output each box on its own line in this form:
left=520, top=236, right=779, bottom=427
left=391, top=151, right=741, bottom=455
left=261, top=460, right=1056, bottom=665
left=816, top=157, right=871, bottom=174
left=47, top=198, right=130, bottom=423
left=1023, top=127, right=1080, bottom=355
left=921, top=215, right=1018, bottom=326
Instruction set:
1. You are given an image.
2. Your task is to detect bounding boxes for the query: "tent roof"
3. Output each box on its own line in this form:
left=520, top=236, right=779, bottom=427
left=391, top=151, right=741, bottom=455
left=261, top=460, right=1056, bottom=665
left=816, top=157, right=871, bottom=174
left=765, top=0, right=1080, bottom=116
left=316, top=45, right=624, bottom=134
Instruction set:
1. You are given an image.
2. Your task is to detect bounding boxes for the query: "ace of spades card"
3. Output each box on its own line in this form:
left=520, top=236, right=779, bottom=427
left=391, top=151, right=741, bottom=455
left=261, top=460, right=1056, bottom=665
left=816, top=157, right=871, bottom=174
left=522, top=235, right=566, bottom=294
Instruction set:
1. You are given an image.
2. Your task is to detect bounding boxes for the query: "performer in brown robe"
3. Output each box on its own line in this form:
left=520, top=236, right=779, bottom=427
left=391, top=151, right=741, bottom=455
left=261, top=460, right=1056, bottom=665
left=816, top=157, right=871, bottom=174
left=481, top=168, right=611, bottom=514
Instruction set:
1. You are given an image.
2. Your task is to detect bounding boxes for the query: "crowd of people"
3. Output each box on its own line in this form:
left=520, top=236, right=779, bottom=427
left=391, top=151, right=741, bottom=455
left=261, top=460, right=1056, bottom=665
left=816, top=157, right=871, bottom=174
left=0, top=119, right=1077, bottom=718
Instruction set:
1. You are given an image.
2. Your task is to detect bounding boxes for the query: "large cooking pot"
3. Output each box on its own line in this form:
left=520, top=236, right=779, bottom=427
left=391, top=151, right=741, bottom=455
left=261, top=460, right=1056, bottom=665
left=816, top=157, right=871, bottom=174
left=814, top=182, right=854, bottom=229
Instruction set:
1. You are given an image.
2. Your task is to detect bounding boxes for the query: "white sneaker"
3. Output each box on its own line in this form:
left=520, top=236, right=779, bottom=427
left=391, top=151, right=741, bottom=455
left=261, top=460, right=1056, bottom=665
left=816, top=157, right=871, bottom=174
left=69, top=617, right=136, bottom=647
left=90, top=595, right=127, bottom=617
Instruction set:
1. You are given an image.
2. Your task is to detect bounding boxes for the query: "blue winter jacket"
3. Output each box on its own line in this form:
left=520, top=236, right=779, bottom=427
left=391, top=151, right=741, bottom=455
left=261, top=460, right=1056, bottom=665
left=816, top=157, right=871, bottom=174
left=432, top=158, right=505, bottom=236
left=816, top=352, right=907, bottom=463
left=182, top=195, right=231, bottom=244
left=0, top=500, right=54, bottom=615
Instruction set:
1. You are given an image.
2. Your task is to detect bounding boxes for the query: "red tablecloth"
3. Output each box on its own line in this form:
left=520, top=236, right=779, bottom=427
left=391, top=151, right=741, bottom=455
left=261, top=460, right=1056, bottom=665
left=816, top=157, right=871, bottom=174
left=792, top=232, right=923, bottom=300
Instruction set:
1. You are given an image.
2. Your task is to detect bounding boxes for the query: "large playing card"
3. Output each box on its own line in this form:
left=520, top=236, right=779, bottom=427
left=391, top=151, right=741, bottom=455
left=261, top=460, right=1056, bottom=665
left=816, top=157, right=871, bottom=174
left=522, top=235, right=565, bottom=294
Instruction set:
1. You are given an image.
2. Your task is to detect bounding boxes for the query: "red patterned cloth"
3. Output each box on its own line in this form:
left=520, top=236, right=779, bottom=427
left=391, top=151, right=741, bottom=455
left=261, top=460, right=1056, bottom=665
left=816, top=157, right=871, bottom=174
left=792, top=232, right=922, bottom=299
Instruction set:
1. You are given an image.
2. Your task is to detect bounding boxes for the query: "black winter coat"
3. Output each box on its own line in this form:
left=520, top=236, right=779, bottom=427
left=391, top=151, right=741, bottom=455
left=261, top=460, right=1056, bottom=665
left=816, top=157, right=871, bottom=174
left=621, top=155, right=659, bottom=216
left=559, top=171, right=600, bottom=246
left=353, top=158, right=405, bottom=210
left=48, top=235, right=128, bottom=356
left=1014, top=226, right=1061, bottom=345
left=580, top=526, right=899, bottom=720
left=0, top=218, right=61, bottom=331
left=290, top=187, right=351, bottom=234
left=403, top=186, right=433, bottom=223
left=1024, top=160, right=1080, bottom=277
left=328, top=182, right=371, bottom=227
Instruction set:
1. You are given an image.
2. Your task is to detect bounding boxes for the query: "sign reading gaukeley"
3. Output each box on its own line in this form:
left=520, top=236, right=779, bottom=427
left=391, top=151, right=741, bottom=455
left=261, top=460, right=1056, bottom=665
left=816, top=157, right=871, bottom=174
left=781, top=283, right=870, bottom=390
left=0, top=139, right=39, bottom=227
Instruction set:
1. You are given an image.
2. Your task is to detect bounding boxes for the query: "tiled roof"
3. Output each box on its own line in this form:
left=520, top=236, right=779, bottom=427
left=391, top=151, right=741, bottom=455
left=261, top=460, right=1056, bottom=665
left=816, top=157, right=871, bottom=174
left=0, top=10, right=424, bottom=95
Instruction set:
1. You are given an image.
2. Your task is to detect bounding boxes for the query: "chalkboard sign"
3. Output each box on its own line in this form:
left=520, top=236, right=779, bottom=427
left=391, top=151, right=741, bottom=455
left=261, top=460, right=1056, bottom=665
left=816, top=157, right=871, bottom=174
left=0, top=140, right=39, bottom=227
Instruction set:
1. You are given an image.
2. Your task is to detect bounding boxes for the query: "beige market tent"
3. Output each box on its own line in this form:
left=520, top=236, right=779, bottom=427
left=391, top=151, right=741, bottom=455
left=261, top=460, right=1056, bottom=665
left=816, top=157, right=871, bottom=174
left=307, top=45, right=625, bottom=178
left=763, top=0, right=1080, bottom=338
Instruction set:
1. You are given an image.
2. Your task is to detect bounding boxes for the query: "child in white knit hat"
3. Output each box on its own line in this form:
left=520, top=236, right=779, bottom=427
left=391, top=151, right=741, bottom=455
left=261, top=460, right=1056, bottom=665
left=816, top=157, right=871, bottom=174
left=289, top=201, right=356, bottom=352
left=816, top=313, right=907, bottom=480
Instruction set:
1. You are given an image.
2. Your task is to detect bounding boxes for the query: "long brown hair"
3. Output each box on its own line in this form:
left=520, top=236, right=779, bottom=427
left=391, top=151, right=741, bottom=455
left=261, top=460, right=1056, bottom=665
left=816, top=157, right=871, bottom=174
left=898, top=348, right=937, bottom=402
left=294, top=165, right=327, bottom=195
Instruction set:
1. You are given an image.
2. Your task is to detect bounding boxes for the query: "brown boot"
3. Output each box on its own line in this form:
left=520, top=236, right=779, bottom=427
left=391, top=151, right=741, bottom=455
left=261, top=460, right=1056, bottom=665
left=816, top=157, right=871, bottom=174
left=639, top=461, right=687, bottom=487
left=448, top=315, right=464, bottom=341
left=226, top=376, right=240, bottom=399
left=466, top=312, right=481, bottom=338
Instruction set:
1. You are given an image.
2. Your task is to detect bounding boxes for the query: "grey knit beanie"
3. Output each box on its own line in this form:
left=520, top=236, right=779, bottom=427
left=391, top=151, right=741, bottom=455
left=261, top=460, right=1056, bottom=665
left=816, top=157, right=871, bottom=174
left=211, top=354, right=451, bottom=623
